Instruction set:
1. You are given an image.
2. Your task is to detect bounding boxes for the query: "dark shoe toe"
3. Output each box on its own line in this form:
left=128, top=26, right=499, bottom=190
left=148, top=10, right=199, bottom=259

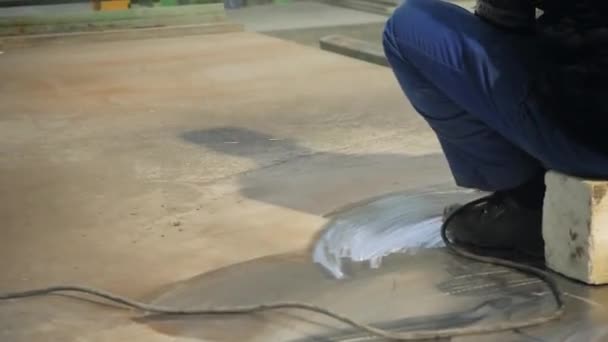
left=443, top=194, right=543, bottom=256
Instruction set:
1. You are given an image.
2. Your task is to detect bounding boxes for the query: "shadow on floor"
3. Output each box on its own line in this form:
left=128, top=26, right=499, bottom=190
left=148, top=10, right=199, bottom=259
left=134, top=128, right=582, bottom=342
left=181, top=126, right=451, bottom=216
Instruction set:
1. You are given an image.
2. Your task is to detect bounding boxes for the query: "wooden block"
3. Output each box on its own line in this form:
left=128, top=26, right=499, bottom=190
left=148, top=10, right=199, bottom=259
left=98, top=0, right=130, bottom=11
left=544, top=171, right=608, bottom=284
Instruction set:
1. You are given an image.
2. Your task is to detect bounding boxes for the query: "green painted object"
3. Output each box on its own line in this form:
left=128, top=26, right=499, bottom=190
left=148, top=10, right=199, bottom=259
left=0, top=3, right=227, bottom=36
left=179, top=0, right=222, bottom=3
left=160, top=0, right=179, bottom=5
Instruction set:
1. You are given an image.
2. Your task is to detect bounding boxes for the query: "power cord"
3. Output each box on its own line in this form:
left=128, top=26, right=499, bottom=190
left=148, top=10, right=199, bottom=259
left=0, top=195, right=564, bottom=340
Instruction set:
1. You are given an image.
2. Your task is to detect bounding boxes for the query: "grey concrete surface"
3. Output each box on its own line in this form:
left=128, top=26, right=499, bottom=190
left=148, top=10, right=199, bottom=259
left=0, top=22, right=243, bottom=49
left=264, top=0, right=473, bottom=49
left=231, top=1, right=473, bottom=55
left=0, top=31, right=449, bottom=341
left=265, top=21, right=385, bottom=47
left=226, top=1, right=387, bottom=31
left=320, top=34, right=387, bottom=66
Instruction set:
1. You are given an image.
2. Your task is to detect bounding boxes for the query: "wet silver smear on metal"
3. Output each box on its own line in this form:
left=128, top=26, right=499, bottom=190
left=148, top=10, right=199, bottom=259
left=142, top=251, right=558, bottom=341
left=313, top=188, right=481, bottom=278
left=139, top=188, right=608, bottom=341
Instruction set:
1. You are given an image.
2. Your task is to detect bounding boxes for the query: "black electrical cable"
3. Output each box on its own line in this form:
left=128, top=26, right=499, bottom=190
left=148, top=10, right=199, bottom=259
left=0, top=195, right=564, bottom=340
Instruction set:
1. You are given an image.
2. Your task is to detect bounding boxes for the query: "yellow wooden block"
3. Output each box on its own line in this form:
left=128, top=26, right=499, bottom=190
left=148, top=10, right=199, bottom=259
left=93, top=0, right=130, bottom=11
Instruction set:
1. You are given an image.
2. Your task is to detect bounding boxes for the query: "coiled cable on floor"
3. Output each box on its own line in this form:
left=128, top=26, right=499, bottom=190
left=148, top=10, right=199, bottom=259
left=0, top=195, right=564, bottom=340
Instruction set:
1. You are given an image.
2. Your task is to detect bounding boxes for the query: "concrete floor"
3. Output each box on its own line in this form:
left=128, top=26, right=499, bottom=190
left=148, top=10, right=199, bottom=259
left=0, top=31, right=449, bottom=341
left=226, top=1, right=388, bottom=47
left=225, top=2, right=387, bottom=32
left=264, top=21, right=385, bottom=48
left=227, top=1, right=475, bottom=50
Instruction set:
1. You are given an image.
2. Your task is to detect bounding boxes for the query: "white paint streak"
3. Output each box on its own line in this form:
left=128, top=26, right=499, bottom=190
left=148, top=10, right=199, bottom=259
left=314, top=216, right=444, bottom=278
left=312, top=189, right=480, bottom=278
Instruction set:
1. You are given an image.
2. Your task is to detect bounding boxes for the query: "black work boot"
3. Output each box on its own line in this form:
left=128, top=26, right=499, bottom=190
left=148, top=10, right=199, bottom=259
left=443, top=192, right=544, bottom=258
left=444, top=174, right=546, bottom=257
left=444, top=168, right=545, bottom=258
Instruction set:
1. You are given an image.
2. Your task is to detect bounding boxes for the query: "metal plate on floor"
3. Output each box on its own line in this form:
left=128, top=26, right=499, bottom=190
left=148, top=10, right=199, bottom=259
left=140, top=189, right=608, bottom=342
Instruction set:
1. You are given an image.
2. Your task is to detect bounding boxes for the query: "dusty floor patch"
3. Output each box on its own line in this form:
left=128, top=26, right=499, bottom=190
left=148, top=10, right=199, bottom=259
left=0, top=31, right=446, bottom=341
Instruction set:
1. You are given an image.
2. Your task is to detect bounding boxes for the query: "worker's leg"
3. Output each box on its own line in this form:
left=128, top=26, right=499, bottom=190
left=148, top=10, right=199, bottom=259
left=383, top=0, right=608, bottom=192
left=380, top=0, right=545, bottom=254
left=383, top=0, right=544, bottom=192
left=383, top=9, right=541, bottom=191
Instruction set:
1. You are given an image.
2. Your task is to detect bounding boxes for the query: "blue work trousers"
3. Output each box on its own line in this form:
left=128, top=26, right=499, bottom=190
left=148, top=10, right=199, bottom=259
left=383, top=0, right=608, bottom=191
